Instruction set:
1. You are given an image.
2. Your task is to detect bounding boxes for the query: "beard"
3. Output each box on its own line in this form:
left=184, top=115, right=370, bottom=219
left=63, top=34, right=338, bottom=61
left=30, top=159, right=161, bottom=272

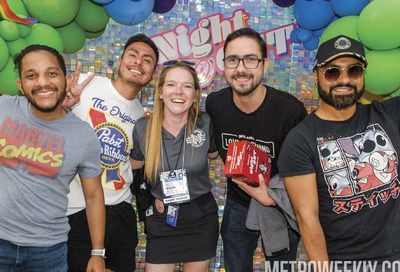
left=24, top=84, right=66, bottom=113
left=318, top=82, right=365, bottom=110
left=229, top=72, right=262, bottom=97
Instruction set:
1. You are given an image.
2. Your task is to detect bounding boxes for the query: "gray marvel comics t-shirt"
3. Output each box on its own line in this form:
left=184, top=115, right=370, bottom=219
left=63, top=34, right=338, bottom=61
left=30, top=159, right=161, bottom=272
left=0, top=95, right=102, bottom=247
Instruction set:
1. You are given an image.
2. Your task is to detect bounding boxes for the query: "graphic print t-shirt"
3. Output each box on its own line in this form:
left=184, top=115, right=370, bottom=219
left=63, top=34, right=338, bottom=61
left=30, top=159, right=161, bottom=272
left=206, top=86, right=307, bottom=207
left=67, top=75, right=144, bottom=214
left=0, top=95, right=101, bottom=247
left=278, top=99, right=400, bottom=261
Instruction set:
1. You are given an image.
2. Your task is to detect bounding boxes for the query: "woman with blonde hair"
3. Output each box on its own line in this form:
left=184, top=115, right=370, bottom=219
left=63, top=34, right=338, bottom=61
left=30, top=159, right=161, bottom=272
left=131, top=61, right=219, bottom=272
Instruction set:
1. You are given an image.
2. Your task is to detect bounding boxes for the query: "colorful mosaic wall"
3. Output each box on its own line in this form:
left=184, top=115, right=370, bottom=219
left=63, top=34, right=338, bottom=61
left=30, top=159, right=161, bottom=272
left=63, top=0, right=318, bottom=270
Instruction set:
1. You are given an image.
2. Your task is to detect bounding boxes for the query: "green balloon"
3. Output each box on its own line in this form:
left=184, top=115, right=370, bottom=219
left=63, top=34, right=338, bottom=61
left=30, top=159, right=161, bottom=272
left=0, top=20, right=21, bottom=42
left=22, top=0, right=80, bottom=27
left=320, top=16, right=360, bottom=45
left=17, top=14, right=33, bottom=38
left=388, top=87, right=400, bottom=98
left=0, top=37, right=9, bottom=70
left=25, top=23, right=64, bottom=53
left=85, top=28, right=106, bottom=39
left=4, top=0, right=29, bottom=17
left=76, top=0, right=110, bottom=32
left=357, top=0, right=400, bottom=50
left=0, top=57, right=20, bottom=96
left=365, top=49, right=400, bottom=95
left=7, top=38, right=28, bottom=57
left=56, top=22, right=86, bottom=54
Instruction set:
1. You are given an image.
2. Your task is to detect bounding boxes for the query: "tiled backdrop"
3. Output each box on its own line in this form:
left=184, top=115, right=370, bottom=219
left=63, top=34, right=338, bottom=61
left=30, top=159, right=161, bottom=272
left=63, top=0, right=317, bottom=270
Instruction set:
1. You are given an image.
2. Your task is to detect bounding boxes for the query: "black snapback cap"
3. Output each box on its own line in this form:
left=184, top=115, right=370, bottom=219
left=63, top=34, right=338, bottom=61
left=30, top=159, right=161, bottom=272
left=314, top=35, right=367, bottom=70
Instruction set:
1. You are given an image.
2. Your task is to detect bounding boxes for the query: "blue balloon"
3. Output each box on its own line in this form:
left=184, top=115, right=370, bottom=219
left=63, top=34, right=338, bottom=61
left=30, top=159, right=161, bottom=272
left=290, top=28, right=302, bottom=43
left=104, top=0, right=155, bottom=25
left=313, top=27, right=325, bottom=38
left=294, top=0, right=335, bottom=31
left=297, top=28, right=313, bottom=43
left=91, top=0, right=115, bottom=4
left=330, top=0, right=370, bottom=17
left=303, top=36, right=319, bottom=51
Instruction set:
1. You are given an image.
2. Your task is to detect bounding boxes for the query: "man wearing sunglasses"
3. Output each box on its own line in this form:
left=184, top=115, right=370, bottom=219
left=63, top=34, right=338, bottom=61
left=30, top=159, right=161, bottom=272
left=206, top=28, right=308, bottom=272
left=66, top=34, right=159, bottom=272
left=278, top=35, right=400, bottom=270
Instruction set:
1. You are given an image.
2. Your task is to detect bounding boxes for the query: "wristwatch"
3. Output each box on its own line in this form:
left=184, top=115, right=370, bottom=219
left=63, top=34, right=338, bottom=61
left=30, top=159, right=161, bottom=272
left=91, top=248, right=106, bottom=258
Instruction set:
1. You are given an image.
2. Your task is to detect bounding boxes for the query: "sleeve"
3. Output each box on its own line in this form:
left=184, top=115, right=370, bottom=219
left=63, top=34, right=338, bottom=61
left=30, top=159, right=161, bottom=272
left=208, top=114, right=217, bottom=153
left=77, top=127, right=102, bottom=178
left=278, top=127, right=316, bottom=178
left=205, top=91, right=215, bottom=116
left=130, top=121, right=145, bottom=161
left=298, top=103, right=309, bottom=122
left=379, top=97, right=400, bottom=127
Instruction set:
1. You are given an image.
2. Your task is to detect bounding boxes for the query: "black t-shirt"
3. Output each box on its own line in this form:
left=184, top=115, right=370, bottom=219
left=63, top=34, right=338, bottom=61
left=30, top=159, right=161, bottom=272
left=278, top=97, right=400, bottom=261
left=206, top=85, right=307, bottom=207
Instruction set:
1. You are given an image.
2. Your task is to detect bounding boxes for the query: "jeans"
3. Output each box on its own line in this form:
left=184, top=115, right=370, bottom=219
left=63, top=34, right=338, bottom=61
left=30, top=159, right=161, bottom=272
left=0, top=239, right=67, bottom=272
left=221, top=200, right=300, bottom=272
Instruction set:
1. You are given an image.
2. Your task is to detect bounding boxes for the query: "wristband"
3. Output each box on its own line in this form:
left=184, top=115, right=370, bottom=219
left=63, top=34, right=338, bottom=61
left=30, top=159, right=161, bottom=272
left=91, top=248, right=106, bottom=258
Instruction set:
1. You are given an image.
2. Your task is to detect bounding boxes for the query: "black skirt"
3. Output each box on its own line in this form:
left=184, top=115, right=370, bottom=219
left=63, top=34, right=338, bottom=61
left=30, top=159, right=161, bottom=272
left=144, top=192, right=219, bottom=263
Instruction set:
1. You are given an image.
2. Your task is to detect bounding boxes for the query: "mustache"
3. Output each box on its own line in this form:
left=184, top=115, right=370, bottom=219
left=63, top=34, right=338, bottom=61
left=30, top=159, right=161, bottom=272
left=233, top=72, right=252, bottom=78
left=32, top=86, right=57, bottom=94
left=330, top=83, right=357, bottom=91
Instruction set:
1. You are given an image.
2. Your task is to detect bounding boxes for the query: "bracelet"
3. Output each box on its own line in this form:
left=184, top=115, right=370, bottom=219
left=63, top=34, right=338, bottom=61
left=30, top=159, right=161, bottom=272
left=91, top=248, right=106, bottom=258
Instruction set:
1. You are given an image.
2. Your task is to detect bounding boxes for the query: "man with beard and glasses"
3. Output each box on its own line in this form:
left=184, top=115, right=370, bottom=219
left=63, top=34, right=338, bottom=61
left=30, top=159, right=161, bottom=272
left=66, top=33, right=159, bottom=272
left=278, top=35, right=400, bottom=271
left=206, top=27, right=308, bottom=272
left=0, top=45, right=105, bottom=272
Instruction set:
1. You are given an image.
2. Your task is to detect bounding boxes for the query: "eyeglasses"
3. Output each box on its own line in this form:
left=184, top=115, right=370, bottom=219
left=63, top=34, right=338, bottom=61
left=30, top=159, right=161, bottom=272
left=163, top=60, right=196, bottom=67
left=223, top=56, right=264, bottom=69
left=321, top=65, right=365, bottom=82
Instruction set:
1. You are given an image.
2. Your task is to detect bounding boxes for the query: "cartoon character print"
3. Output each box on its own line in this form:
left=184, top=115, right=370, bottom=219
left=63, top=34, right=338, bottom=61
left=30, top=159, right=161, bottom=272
left=319, top=141, right=346, bottom=171
left=350, top=127, right=398, bottom=193
left=326, top=169, right=353, bottom=197
left=319, top=124, right=398, bottom=212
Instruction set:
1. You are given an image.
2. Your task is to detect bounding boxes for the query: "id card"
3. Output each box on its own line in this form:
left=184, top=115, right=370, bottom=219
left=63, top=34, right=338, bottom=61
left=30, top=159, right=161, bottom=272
left=166, top=205, right=179, bottom=227
left=160, top=168, right=190, bottom=204
left=145, top=206, right=154, bottom=217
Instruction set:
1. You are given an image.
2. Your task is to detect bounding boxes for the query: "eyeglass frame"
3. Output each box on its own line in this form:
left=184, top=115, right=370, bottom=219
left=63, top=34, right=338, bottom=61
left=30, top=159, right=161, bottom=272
left=223, top=56, right=265, bottom=69
left=319, top=64, right=366, bottom=82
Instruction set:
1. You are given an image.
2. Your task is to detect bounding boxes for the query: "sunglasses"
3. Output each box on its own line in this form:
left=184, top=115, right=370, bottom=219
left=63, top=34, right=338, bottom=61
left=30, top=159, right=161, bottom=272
left=321, top=65, right=365, bottom=82
left=163, top=60, right=196, bottom=67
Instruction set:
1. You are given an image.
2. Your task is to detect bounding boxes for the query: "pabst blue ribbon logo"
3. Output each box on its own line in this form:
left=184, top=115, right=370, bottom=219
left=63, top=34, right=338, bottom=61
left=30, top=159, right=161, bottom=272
left=95, top=122, right=129, bottom=190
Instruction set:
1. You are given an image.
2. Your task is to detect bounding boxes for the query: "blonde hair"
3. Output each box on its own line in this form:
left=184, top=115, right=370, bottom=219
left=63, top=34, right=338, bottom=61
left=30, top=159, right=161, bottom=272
left=144, top=62, right=201, bottom=183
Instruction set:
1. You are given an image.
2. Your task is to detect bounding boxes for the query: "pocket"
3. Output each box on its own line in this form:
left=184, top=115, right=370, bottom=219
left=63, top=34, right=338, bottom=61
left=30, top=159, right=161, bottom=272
left=144, top=211, right=166, bottom=237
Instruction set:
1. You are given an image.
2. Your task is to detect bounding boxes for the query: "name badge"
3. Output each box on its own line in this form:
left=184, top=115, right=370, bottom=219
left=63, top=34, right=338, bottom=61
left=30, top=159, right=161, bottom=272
left=160, top=168, right=190, bottom=204
left=166, top=205, right=179, bottom=227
